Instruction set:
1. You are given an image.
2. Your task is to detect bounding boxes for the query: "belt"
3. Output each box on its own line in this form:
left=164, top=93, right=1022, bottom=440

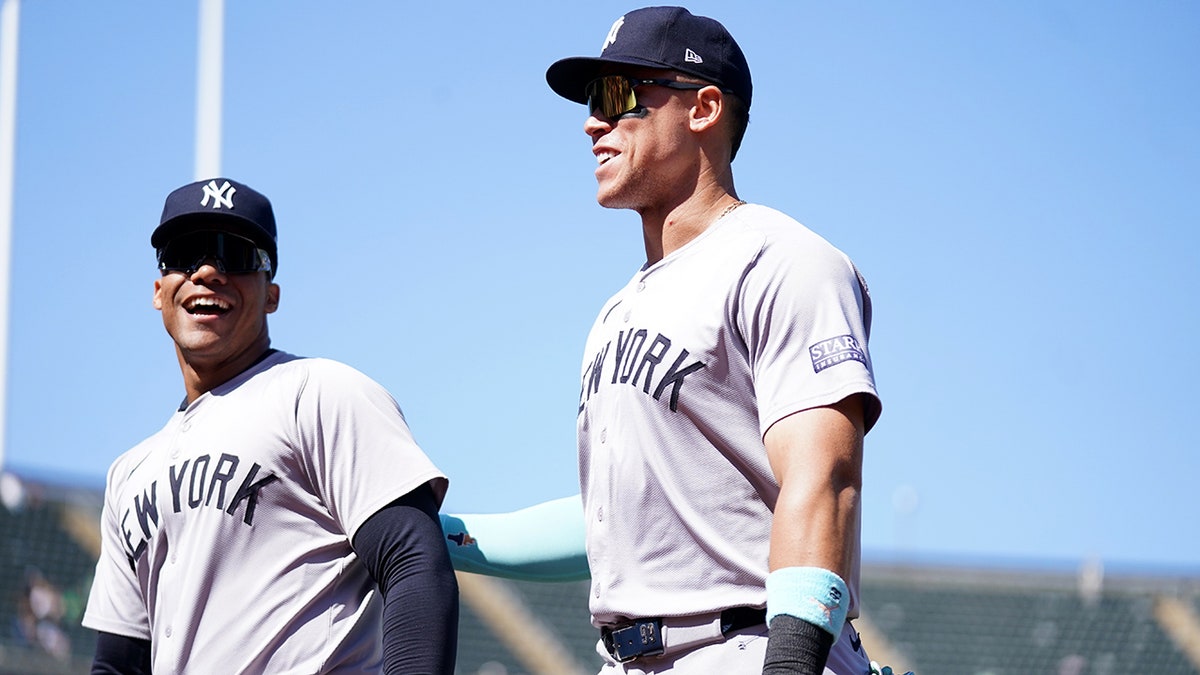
left=600, top=606, right=767, bottom=663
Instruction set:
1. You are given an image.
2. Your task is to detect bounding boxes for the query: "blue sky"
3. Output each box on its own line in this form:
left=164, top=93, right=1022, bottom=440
left=2, top=2, right=1197, bottom=573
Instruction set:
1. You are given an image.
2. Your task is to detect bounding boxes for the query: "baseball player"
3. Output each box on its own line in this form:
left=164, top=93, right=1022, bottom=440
left=440, top=6, right=905, bottom=675
left=82, top=178, right=458, bottom=674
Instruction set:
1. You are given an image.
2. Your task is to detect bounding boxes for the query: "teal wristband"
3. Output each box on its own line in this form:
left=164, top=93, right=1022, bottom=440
left=766, top=566, right=850, bottom=643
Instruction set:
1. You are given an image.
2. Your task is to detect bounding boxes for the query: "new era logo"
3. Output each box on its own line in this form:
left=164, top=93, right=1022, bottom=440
left=684, top=48, right=703, bottom=64
left=200, top=179, right=237, bottom=210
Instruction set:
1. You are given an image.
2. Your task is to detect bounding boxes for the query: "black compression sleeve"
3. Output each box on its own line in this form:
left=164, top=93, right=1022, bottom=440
left=91, top=631, right=152, bottom=675
left=353, top=482, right=459, bottom=675
left=762, top=615, right=833, bottom=675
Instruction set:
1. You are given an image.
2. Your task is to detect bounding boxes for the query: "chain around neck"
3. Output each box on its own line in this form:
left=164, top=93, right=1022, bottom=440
left=718, top=199, right=747, bottom=221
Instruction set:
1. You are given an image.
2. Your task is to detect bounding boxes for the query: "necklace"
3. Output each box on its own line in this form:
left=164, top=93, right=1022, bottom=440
left=719, top=199, right=747, bottom=220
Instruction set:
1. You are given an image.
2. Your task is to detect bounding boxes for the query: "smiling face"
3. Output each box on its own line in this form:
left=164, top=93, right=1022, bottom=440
left=153, top=257, right=279, bottom=390
left=584, top=68, right=702, bottom=214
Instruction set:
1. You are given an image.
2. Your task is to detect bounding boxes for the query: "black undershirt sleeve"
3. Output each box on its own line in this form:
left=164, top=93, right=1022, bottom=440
left=353, top=482, right=459, bottom=675
left=91, top=631, right=152, bottom=675
left=762, top=614, right=834, bottom=675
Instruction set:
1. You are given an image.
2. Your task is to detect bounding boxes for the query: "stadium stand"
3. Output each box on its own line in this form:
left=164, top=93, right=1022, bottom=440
left=1, top=470, right=1197, bottom=675
left=859, top=564, right=1200, bottom=674
left=0, top=472, right=100, bottom=674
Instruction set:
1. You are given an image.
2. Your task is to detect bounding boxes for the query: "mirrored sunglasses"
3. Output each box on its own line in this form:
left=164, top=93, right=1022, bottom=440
left=157, top=230, right=273, bottom=277
left=584, top=75, right=723, bottom=119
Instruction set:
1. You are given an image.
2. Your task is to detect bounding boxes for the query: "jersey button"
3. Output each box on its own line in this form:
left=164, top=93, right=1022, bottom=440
left=623, top=310, right=631, bottom=323
left=600, top=428, right=607, bottom=443
left=636, top=281, right=646, bottom=292
left=181, top=421, right=191, bottom=432
left=165, top=626, right=172, bottom=638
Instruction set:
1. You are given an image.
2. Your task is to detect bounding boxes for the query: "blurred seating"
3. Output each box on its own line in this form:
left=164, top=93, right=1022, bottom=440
left=2, top=471, right=1198, bottom=675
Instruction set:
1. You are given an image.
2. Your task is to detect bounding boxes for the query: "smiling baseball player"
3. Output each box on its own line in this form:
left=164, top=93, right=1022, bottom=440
left=439, top=6, right=902, bottom=675
left=82, top=178, right=458, bottom=674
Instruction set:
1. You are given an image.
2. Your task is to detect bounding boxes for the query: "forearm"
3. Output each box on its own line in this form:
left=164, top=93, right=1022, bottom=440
left=763, top=486, right=858, bottom=675
left=768, top=475, right=860, bottom=577
left=379, top=547, right=458, bottom=674
left=355, top=484, right=459, bottom=675
left=762, top=398, right=866, bottom=674
left=763, top=477, right=858, bottom=671
left=439, top=494, right=589, bottom=581
left=765, top=397, right=865, bottom=575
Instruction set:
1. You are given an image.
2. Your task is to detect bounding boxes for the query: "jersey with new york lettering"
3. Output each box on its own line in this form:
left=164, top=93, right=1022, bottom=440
left=576, top=203, right=881, bottom=626
left=83, top=351, right=447, bottom=674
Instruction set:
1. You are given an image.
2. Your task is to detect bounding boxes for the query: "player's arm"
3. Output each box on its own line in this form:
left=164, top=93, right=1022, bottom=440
left=438, top=494, right=589, bottom=582
left=91, top=631, right=151, bottom=675
left=353, top=482, right=459, bottom=675
left=761, top=393, right=866, bottom=675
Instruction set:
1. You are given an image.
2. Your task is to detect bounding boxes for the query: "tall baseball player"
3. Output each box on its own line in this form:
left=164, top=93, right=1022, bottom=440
left=82, top=178, right=458, bottom=674
left=438, top=6, right=913, bottom=675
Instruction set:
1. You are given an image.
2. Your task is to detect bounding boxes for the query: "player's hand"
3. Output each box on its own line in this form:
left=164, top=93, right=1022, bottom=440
left=869, top=661, right=915, bottom=675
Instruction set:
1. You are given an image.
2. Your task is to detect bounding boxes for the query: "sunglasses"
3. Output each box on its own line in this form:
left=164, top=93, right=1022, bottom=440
left=157, top=230, right=273, bottom=277
left=585, top=75, right=728, bottom=119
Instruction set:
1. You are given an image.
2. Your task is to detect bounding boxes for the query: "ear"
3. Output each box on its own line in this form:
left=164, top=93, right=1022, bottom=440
left=688, top=85, right=724, bottom=133
left=153, top=278, right=164, bottom=310
left=265, top=282, right=281, bottom=314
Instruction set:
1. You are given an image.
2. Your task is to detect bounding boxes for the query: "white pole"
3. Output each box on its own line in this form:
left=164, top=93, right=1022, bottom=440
left=194, top=0, right=223, bottom=180
left=0, top=0, right=20, bottom=471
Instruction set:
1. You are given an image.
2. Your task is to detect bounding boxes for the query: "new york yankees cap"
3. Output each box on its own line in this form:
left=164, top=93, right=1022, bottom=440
left=152, top=177, right=278, bottom=272
left=546, top=6, right=752, bottom=108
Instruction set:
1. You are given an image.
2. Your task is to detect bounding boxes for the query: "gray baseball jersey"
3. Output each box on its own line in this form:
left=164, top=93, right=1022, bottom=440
left=83, top=351, right=447, bottom=674
left=577, top=203, right=881, bottom=628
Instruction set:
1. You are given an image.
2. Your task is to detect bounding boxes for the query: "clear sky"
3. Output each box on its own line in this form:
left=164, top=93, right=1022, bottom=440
left=2, top=2, right=1197, bottom=573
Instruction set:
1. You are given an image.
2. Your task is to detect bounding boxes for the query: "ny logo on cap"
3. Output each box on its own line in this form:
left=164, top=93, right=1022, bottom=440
left=684, top=48, right=703, bottom=64
left=200, top=179, right=237, bottom=210
left=602, top=15, right=625, bottom=52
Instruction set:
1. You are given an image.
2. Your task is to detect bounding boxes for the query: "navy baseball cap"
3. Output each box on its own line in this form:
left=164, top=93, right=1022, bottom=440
left=152, top=178, right=278, bottom=273
left=546, top=6, right=752, bottom=109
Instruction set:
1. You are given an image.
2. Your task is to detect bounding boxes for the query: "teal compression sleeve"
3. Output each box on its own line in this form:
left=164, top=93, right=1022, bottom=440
left=439, top=494, right=589, bottom=582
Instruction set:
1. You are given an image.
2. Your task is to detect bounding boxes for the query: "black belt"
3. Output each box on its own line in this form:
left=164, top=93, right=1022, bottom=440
left=601, top=606, right=767, bottom=663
